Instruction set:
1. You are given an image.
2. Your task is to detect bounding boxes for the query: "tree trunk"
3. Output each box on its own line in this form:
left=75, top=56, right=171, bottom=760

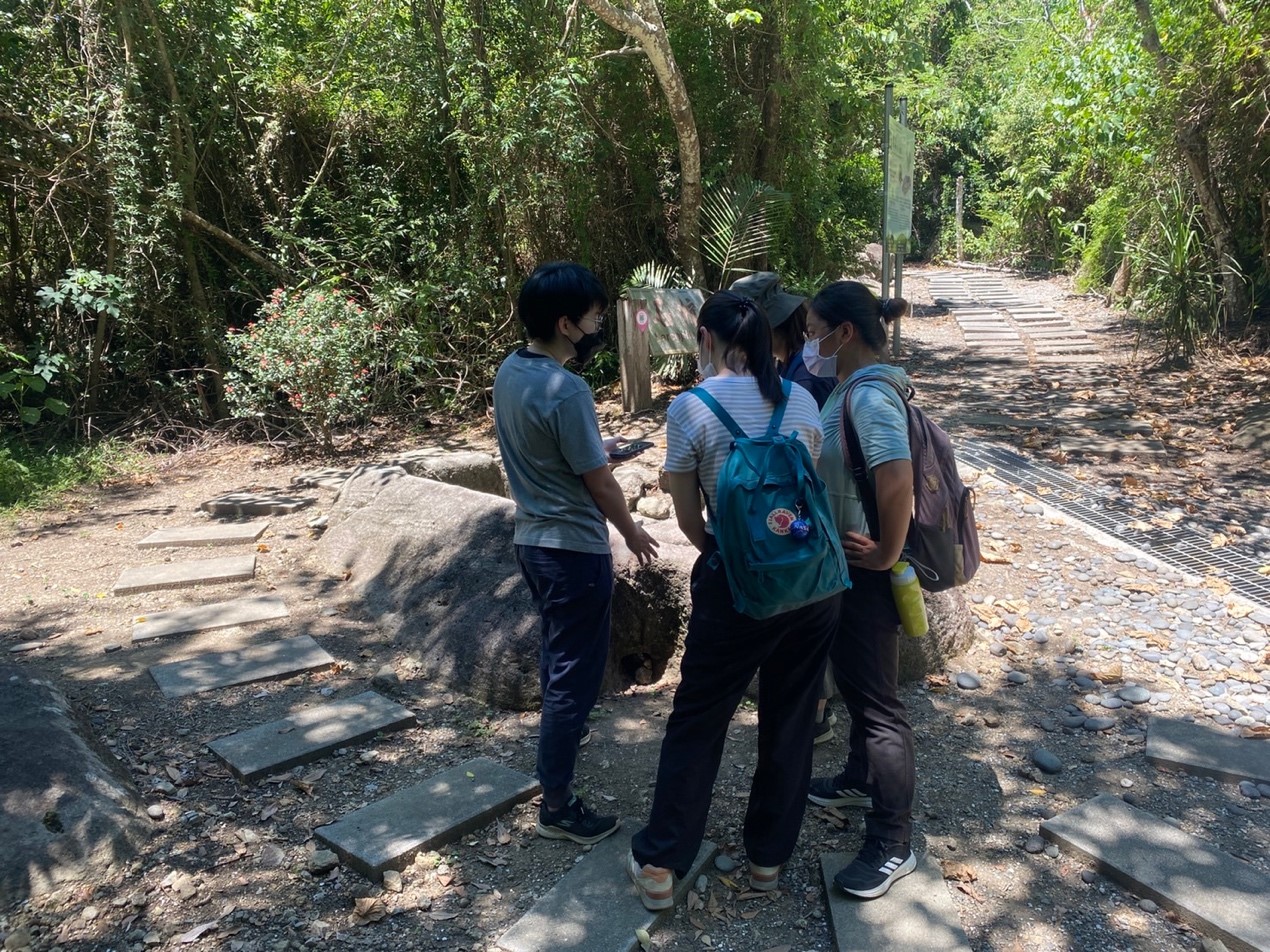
left=1132, top=0, right=1251, bottom=329
left=579, top=0, right=705, bottom=285
left=135, top=0, right=228, bottom=417
left=412, top=0, right=465, bottom=207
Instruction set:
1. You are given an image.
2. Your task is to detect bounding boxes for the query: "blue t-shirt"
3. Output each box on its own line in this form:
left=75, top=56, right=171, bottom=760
left=780, top=350, right=836, bottom=409
left=817, top=364, right=912, bottom=537
left=492, top=350, right=610, bottom=554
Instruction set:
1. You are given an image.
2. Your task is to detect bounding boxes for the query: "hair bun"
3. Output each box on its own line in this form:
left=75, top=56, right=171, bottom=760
left=881, top=296, right=910, bottom=322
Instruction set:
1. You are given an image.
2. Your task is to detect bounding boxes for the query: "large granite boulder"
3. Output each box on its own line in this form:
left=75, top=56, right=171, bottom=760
left=313, top=470, right=693, bottom=710
left=382, top=447, right=506, bottom=497
left=0, top=666, right=151, bottom=903
left=898, top=587, right=977, bottom=682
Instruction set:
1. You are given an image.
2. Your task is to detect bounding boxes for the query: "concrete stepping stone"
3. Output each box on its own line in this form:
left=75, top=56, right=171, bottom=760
left=291, top=468, right=354, bottom=490
left=148, top=635, right=334, bottom=698
left=1041, top=794, right=1270, bottom=952
left=131, top=593, right=289, bottom=641
left=138, top=522, right=269, bottom=549
left=315, top=757, right=540, bottom=879
left=496, top=829, right=714, bottom=952
left=1146, top=716, right=1270, bottom=785
left=1059, top=434, right=1167, bottom=456
left=208, top=691, right=416, bottom=782
left=820, top=852, right=971, bottom=951
left=201, top=492, right=315, bottom=517
left=112, top=555, right=256, bottom=597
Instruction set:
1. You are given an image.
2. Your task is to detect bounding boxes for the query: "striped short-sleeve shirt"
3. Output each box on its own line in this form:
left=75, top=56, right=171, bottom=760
left=664, top=375, right=824, bottom=530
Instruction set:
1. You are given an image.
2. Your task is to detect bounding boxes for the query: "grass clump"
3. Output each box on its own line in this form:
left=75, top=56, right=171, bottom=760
left=0, top=437, right=146, bottom=512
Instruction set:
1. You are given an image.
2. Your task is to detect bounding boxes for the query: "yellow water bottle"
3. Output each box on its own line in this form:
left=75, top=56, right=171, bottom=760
left=891, top=561, right=929, bottom=638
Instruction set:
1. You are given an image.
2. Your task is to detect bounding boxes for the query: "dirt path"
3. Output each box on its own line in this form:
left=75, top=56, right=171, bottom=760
left=1, top=269, right=1268, bottom=952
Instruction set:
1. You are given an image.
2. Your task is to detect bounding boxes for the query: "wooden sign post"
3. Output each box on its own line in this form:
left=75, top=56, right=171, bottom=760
left=617, top=297, right=652, bottom=412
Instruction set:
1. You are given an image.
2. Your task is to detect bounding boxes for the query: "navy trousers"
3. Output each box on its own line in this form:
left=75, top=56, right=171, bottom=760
left=632, top=548, right=839, bottom=877
left=515, top=544, right=613, bottom=809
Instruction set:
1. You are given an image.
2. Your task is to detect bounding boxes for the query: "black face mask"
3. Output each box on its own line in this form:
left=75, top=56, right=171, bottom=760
left=568, top=322, right=605, bottom=368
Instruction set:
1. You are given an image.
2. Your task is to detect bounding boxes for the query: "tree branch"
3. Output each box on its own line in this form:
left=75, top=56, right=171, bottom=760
left=179, top=208, right=289, bottom=281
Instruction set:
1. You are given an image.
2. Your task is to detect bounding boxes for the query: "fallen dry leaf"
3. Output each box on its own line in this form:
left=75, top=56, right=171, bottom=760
left=1211, top=532, right=1230, bottom=548
left=956, top=882, right=987, bottom=903
left=1091, top=661, right=1123, bottom=683
left=942, top=860, right=978, bottom=883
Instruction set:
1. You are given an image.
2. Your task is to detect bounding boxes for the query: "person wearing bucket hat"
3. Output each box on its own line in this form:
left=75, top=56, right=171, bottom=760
left=729, top=272, right=835, bottom=410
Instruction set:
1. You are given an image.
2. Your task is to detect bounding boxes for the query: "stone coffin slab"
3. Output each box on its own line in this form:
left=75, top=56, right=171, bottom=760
left=137, top=522, right=269, bottom=548
left=315, top=757, right=540, bottom=880
left=1146, top=716, right=1270, bottom=785
left=1041, top=794, right=1270, bottom=952
left=131, top=594, right=289, bottom=641
left=208, top=692, right=416, bottom=782
left=820, top=853, right=972, bottom=952
left=496, top=829, right=714, bottom=952
left=148, top=635, right=334, bottom=699
left=112, top=555, right=256, bottom=596
left=313, top=472, right=694, bottom=711
left=0, top=666, right=151, bottom=904
left=202, top=492, right=315, bottom=517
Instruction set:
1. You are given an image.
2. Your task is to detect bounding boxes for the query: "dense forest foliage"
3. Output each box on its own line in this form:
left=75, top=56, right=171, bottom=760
left=1, top=0, right=1267, bottom=446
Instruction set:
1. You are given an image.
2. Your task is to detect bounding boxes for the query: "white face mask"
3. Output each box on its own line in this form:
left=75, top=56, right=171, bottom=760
left=802, top=332, right=841, bottom=378
left=697, top=337, right=716, bottom=379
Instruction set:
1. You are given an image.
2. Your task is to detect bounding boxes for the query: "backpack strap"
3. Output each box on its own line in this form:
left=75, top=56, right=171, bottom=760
left=840, top=377, right=912, bottom=542
left=763, top=379, right=793, bottom=438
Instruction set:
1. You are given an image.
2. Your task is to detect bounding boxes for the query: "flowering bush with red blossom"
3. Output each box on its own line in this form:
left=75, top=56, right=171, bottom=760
left=224, top=286, right=380, bottom=447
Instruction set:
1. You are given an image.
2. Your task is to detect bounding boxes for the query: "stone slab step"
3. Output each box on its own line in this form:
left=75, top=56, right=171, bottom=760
left=148, top=635, right=334, bottom=699
left=1059, top=434, right=1167, bottom=457
left=315, top=757, right=540, bottom=880
left=1041, top=794, right=1270, bottom=952
left=1146, top=716, right=1270, bottom=785
left=208, top=692, right=416, bottom=782
left=131, top=594, right=289, bottom=641
left=201, top=492, right=315, bottom=517
left=112, top=555, right=256, bottom=597
left=496, top=829, right=714, bottom=952
left=291, top=468, right=354, bottom=491
left=138, top=522, right=269, bottom=549
left=820, top=852, right=971, bottom=951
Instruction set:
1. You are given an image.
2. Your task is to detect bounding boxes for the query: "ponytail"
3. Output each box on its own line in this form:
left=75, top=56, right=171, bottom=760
left=698, top=290, right=785, bottom=405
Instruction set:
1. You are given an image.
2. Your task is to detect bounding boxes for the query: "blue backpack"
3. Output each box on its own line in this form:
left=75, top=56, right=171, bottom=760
left=689, top=380, right=850, bottom=620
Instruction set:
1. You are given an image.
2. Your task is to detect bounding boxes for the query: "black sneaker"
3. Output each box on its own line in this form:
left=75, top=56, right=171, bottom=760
left=807, top=776, right=872, bottom=808
left=834, top=839, right=916, bottom=899
left=813, top=718, right=834, bottom=745
left=578, top=725, right=594, bottom=749
left=536, top=796, right=620, bottom=845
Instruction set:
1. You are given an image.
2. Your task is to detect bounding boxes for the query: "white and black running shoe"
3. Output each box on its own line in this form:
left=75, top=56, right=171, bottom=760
left=807, top=776, right=873, bottom=809
left=833, top=839, right=916, bottom=899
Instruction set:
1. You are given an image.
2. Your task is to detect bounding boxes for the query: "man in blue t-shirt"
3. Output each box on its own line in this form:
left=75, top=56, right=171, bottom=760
left=493, top=261, right=659, bottom=846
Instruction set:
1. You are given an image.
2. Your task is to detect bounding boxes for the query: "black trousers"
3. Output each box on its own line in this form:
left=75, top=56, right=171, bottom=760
left=631, top=547, right=839, bottom=878
left=827, top=568, right=915, bottom=845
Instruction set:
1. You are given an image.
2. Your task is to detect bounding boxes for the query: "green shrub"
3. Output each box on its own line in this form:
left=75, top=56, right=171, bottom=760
left=224, top=286, right=382, bottom=447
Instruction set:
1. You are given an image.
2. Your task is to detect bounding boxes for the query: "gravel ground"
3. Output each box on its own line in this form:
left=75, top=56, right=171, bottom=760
left=1, top=265, right=1267, bottom=952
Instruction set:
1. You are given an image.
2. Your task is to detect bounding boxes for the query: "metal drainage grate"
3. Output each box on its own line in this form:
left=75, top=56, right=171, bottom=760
left=959, top=439, right=1270, bottom=610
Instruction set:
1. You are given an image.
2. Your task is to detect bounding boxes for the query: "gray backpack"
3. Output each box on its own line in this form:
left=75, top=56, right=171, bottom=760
left=841, top=378, right=981, bottom=591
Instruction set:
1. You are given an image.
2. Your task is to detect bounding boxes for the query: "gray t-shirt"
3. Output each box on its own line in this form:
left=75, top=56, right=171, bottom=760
left=493, top=349, right=610, bottom=554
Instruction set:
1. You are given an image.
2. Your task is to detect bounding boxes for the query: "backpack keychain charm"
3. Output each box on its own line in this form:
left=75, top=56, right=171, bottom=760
left=790, top=502, right=811, bottom=541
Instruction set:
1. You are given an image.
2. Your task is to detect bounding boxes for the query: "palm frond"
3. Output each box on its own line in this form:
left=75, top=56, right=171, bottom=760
left=700, top=177, right=791, bottom=288
left=623, top=260, right=686, bottom=293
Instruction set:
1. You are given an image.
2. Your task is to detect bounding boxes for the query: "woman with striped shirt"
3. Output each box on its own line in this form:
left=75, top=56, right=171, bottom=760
left=626, top=290, right=841, bottom=910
